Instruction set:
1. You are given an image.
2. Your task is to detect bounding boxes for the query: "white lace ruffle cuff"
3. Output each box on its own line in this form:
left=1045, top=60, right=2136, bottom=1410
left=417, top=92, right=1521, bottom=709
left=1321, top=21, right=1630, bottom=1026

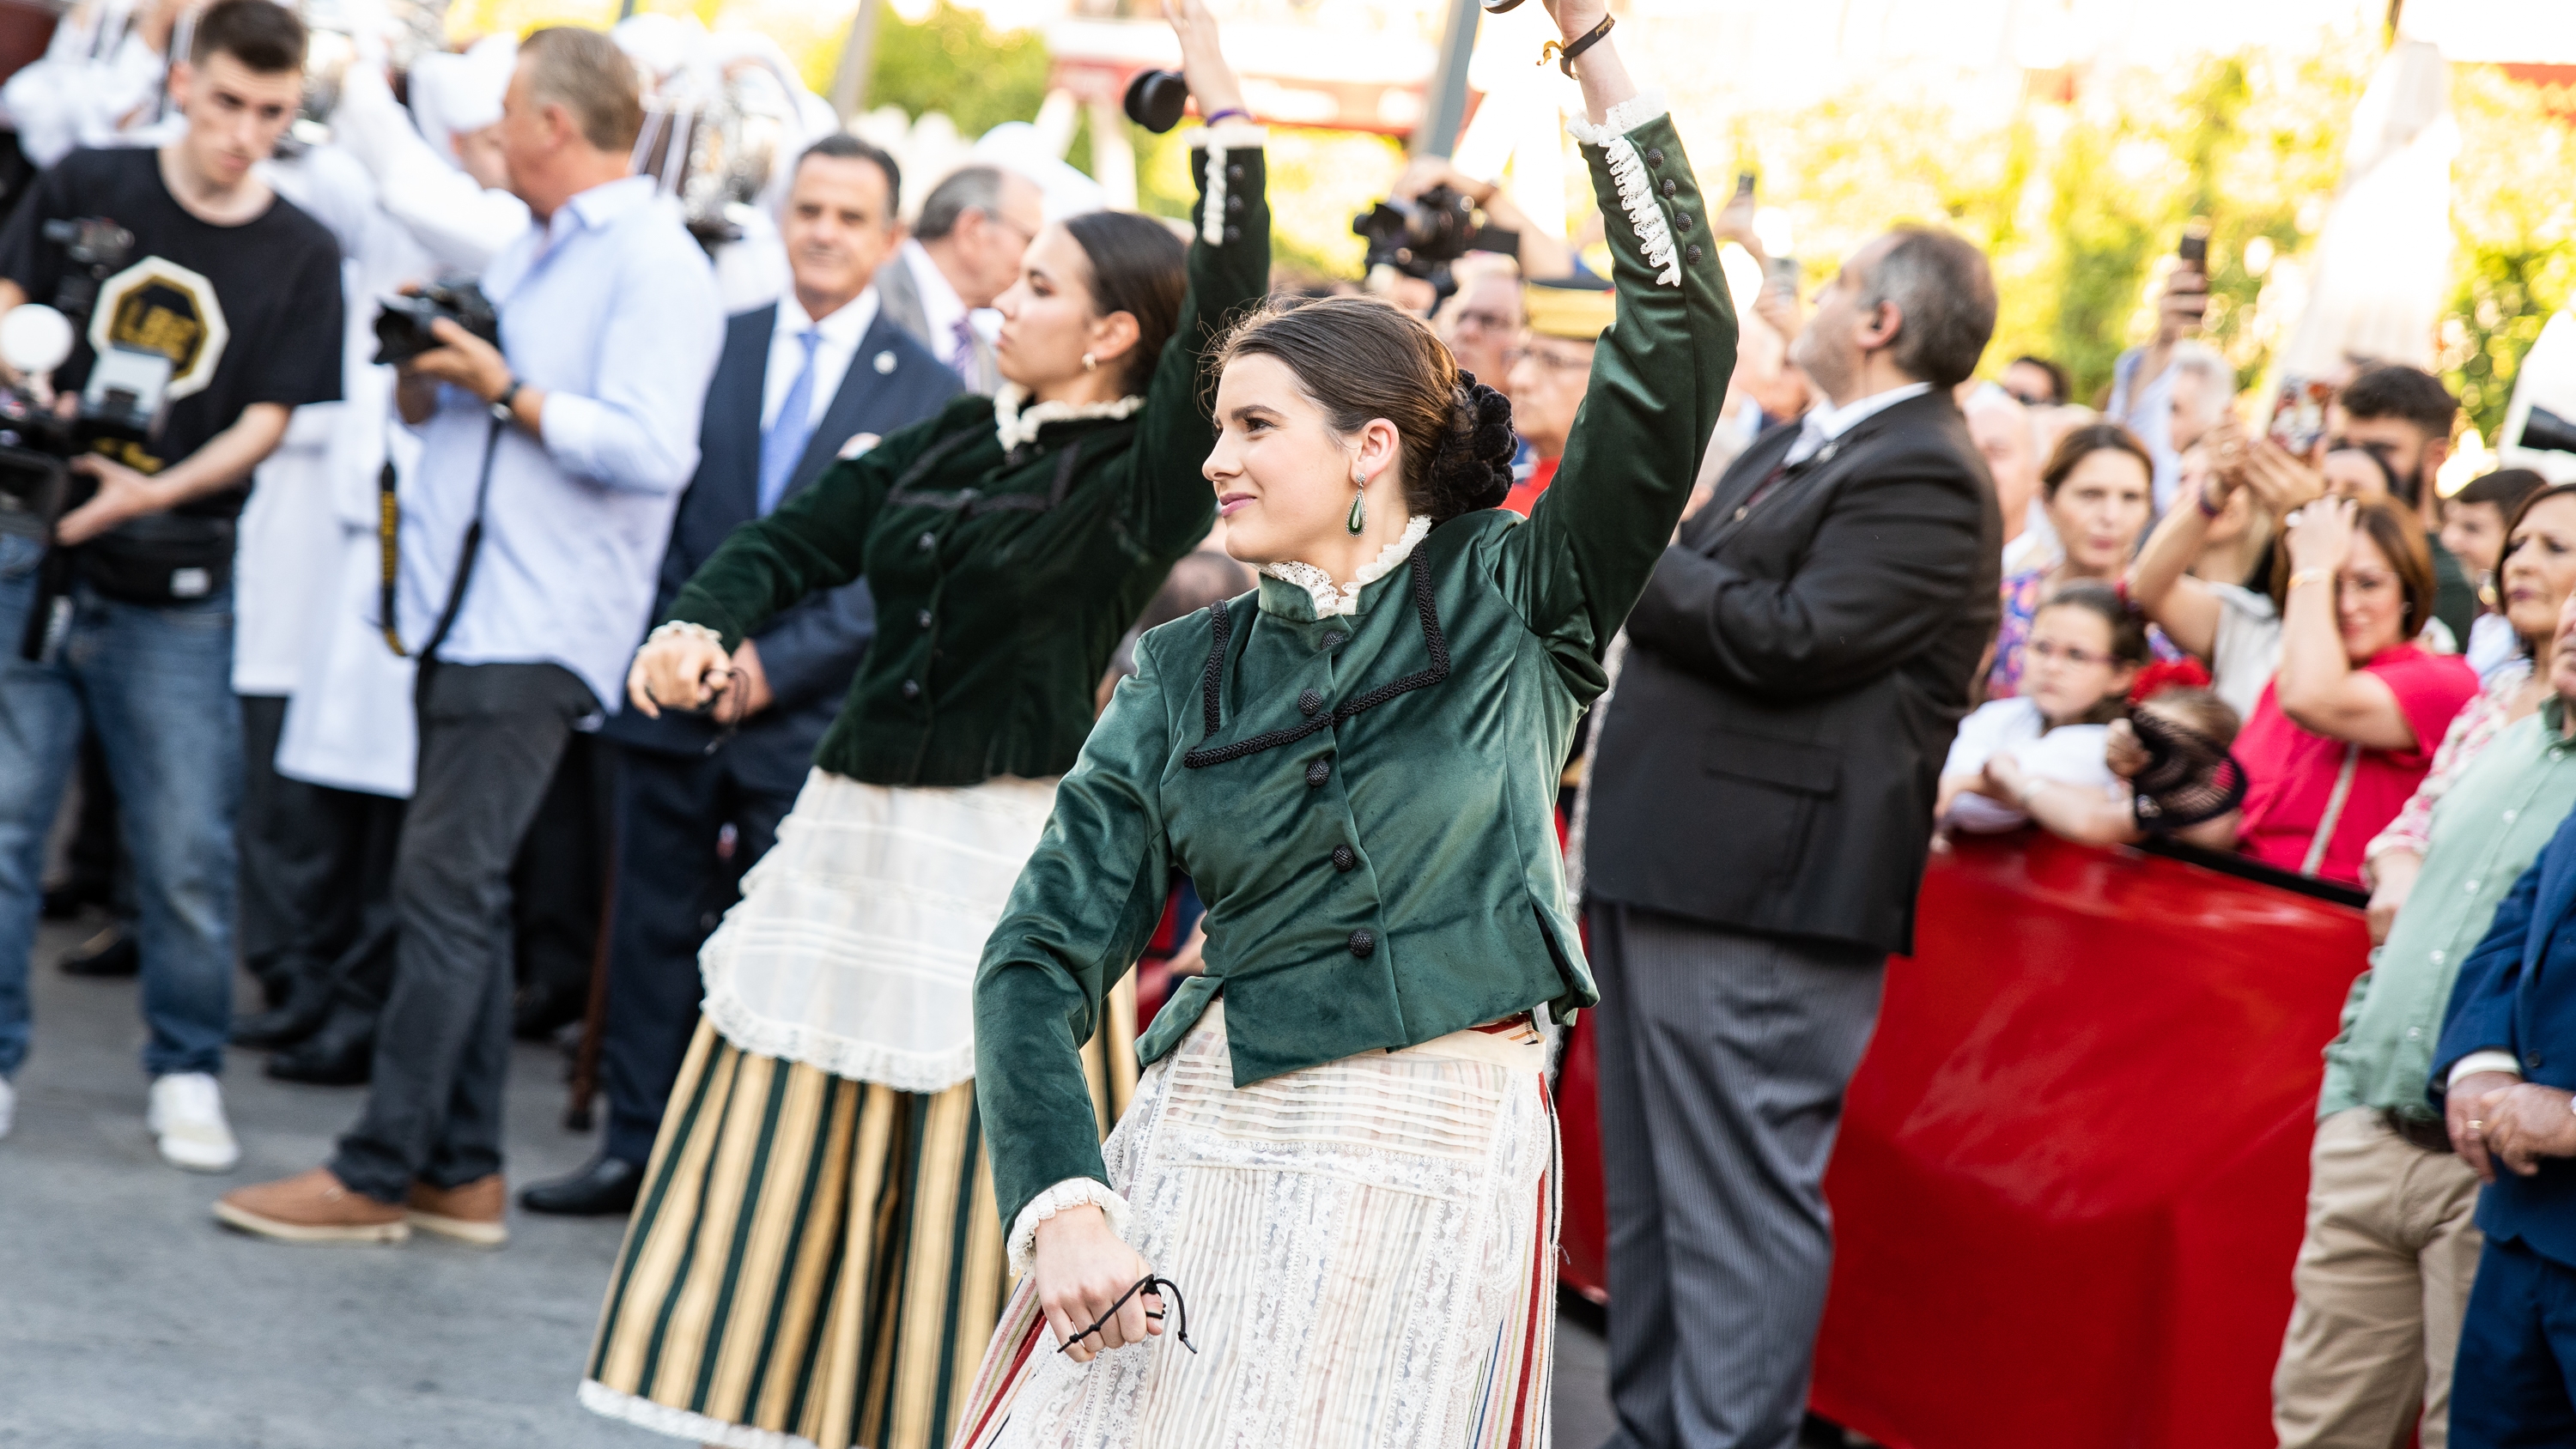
left=1261, top=514, right=1432, bottom=618
left=646, top=620, right=726, bottom=649
left=993, top=383, right=1147, bottom=452
left=1008, top=1177, right=1133, bottom=1278
left=1565, top=89, right=1679, bottom=288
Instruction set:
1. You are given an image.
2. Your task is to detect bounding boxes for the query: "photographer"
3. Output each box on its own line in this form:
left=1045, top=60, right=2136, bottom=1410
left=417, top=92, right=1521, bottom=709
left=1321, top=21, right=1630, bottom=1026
left=217, top=25, right=722, bottom=1246
left=0, top=0, right=343, bottom=1169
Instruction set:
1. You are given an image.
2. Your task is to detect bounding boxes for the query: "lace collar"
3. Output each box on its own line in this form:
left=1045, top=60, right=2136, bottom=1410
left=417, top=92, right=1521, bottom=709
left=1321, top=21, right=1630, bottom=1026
left=993, top=382, right=1146, bottom=452
left=1260, top=515, right=1433, bottom=618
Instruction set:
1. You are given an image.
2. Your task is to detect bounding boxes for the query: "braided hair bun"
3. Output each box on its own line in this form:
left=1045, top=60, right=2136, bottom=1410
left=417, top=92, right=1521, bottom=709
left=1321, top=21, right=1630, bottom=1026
left=1425, top=373, right=1517, bottom=516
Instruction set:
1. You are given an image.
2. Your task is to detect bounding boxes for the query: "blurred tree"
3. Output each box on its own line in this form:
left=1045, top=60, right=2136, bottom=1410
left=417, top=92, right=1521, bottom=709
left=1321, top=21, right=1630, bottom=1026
left=860, top=0, right=1053, bottom=145
left=2444, top=65, right=2576, bottom=439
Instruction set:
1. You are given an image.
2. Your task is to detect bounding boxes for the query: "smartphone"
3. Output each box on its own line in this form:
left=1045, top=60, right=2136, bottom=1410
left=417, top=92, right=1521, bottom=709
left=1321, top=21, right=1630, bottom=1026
left=2178, top=219, right=2210, bottom=269
left=1764, top=255, right=1800, bottom=292
left=2268, top=377, right=2332, bottom=456
left=1734, top=172, right=1757, bottom=203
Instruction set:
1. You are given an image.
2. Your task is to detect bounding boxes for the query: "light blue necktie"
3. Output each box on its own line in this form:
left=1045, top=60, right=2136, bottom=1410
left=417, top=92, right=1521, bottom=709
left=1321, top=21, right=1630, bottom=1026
left=758, top=329, right=822, bottom=516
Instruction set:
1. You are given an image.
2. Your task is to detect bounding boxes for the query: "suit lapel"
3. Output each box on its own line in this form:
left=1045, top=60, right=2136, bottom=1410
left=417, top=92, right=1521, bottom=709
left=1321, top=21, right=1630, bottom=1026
left=782, top=312, right=920, bottom=496
left=717, top=306, right=775, bottom=521
left=1683, top=424, right=1799, bottom=552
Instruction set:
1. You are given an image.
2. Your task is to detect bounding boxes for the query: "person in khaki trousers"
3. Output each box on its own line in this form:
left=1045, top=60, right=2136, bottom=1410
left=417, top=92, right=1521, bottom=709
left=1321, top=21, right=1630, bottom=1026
left=2275, top=552, right=2576, bottom=1447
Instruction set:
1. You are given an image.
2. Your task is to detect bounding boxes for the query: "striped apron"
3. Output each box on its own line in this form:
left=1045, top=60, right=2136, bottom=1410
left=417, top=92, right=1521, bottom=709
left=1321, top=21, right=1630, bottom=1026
left=953, top=1000, right=1559, bottom=1449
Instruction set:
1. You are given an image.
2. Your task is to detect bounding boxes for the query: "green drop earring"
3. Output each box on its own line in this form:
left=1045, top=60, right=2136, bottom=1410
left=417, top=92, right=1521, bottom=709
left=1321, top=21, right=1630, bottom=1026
left=1346, top=469, right=1367, bottom=536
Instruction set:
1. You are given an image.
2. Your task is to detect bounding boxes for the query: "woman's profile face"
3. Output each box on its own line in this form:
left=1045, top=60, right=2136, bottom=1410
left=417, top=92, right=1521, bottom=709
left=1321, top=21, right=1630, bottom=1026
left=2047, top=447, right=2153, bottom=578
left=2021, top=604, right=2133, bottom=727
left=1205, top=354, right=1399, bottom=567
left=992, top=225, right=1128, bottom=389
left=2500, top=494, right=2576, bottom=647
left=2335, top=530, right=2410, bottom=663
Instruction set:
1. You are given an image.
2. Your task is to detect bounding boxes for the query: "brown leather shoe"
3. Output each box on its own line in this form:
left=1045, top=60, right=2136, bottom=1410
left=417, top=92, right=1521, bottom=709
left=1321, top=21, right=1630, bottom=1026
left=407, top=1174, right=507, bottom=1246
left=215, top=1168, right=409, bottom=1244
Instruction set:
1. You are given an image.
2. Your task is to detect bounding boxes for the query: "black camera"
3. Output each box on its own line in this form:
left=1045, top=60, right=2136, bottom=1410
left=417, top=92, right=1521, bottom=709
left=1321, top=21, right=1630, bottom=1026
left=1352, top=185, right=1520, bottom=285
left=372, top=279, right=500, bottom=367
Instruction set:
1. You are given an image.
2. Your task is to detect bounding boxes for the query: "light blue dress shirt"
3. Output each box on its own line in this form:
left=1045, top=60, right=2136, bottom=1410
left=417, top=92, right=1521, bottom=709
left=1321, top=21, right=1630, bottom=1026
left=394, top=175, right=722, bottom=714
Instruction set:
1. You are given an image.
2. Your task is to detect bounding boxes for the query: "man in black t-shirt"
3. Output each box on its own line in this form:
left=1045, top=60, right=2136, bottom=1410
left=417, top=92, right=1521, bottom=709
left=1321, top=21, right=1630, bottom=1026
left=0, top=0, right=341, bottom=1172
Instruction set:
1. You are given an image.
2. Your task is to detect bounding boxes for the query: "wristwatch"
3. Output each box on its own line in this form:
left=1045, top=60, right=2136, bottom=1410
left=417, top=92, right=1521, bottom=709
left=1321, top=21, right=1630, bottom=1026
left=491, top=379, right=522, bottom=422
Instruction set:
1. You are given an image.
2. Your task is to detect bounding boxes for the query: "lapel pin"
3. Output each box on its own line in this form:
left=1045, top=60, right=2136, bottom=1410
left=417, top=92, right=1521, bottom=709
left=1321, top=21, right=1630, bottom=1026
left=838, top=432, right=882, bottom=459
left=872, top=350, right=896, bottom=374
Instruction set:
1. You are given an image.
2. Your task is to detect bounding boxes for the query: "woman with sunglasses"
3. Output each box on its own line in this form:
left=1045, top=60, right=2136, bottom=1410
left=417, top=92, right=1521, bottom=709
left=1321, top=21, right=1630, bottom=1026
left=950, top=3, right=1729, bottom=1445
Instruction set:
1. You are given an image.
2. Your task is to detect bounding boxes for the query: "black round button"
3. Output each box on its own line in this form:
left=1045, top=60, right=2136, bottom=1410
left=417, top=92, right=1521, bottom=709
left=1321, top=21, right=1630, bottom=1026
left=1224, top=226, right=1242, bottom=244
left=916, top=531, right=936, bottom=553
left=1660, top=179, right=1678, bottom=197
left=1305, top=759, right=1331, bottom=788
left=1322, top=630, right=1346, bottom=650
left=1226, top=194, right=1245, bottom=215
left=1674, top=210, right=1694, bottom=232
left=1226, top=162, right=1245, bottom=181
left=1297, top=688, right=1323, bottom=717
left=1346, top=929, right=1376, bottom=959
left=1643, top=148, right=1665, bottom=167
left=915, top=609, right=933, bottom=629
left=1331, top=845, right=1357, bottom=872
left=1686, top=245, right=1705, bottom=264
left=901, top=679, right=921, bottom=700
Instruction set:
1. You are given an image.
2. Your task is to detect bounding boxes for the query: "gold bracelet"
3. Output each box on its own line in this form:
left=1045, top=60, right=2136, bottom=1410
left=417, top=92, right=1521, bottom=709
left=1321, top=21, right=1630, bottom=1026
left=2288, top=567, right=2335, bottom=592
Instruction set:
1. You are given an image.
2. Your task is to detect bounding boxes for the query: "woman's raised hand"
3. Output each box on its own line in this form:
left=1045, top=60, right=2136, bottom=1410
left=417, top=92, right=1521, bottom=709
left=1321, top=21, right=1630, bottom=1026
left=626, top=629, right=732, bottom=719
left=2282, top=494, right=2359, bottom=578
left=1031, top=1204, right=1163, bottom=1364
left=1163, top=0, right=1248, bottom=119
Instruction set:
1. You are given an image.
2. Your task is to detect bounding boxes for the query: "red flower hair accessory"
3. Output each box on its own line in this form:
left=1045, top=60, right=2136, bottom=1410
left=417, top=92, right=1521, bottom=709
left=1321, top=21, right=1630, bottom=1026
left=2129, top=657, right=2212, bottom=704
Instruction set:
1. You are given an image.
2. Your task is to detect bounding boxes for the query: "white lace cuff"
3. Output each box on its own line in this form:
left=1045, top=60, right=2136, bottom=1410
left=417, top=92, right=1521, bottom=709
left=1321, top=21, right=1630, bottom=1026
left=646, top=620, right=726, bottom=649
left=2449, top=1050, right=2525, bottom=1089
left=1565, top=89, right=1680, bottom=288
left=1261, top=514, right=1432, bottom=618
left=1194, top=124, right=1266, bottom=246
left=1008, top=1177, right=1131, bottom=1278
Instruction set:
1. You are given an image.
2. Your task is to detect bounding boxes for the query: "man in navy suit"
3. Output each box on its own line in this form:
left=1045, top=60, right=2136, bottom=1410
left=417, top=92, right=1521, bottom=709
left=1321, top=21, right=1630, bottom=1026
left=2433, top=700, right=2576, bottom=1444
left=521, top=133, right=960, bottom=1215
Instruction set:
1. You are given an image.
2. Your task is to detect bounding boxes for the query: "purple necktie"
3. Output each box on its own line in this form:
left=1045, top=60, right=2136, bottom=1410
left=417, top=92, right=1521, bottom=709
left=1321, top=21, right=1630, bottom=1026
left=951, top=316, right=980, bottom=389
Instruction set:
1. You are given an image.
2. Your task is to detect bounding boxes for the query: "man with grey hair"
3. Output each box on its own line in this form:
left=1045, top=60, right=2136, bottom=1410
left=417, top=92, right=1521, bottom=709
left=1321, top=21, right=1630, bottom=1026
left=1583, top=224, right=2002, bottom=1449
left=876, top=162, right=1046, bottom=391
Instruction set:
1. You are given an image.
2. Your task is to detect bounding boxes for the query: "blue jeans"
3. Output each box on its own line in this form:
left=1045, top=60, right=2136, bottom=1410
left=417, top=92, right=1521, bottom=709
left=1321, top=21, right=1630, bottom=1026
left=0, top=531, right=240, bottom=1079
left=2452, top=1235, right=2576, bottom=1447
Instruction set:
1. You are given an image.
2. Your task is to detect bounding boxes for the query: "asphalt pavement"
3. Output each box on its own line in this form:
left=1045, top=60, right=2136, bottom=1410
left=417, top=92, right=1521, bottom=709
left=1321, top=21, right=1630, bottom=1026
left=1, top=912, right=1619, bottom=1448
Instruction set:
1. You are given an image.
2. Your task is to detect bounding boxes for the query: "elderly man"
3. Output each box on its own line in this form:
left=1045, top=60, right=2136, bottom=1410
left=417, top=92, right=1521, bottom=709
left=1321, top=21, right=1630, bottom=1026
left=2428, top=597, right=2576, bottom=1445
left=1502, top=276, right=1614, bottom=515
left=1965, top=385, right=2049, bottom=573
left=2164, top=341, right=2233, bottom=458
left=2271, top=589, right=2576, bottom=1449
left=216, top=26, right=722, bottom=1245
left=1583, top=227, right=2001, bottom=1449
left=877, top=163, right=1044, bottom=392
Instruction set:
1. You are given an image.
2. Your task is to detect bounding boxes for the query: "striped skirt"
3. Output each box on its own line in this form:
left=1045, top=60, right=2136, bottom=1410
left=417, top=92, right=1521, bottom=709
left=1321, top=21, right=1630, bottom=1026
left=582, top=985, right=1137, bottom=1449
left=953, top=1000, right=1559, bottom=1449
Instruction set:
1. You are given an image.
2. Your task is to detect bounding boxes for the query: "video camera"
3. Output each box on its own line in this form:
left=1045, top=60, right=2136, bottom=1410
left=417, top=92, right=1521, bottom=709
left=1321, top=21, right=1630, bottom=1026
left=1352, top=185, right=1520, bottom=288
left=371, top=279, right=500, bottom=367
left=0, top=215, right=192, bottom=659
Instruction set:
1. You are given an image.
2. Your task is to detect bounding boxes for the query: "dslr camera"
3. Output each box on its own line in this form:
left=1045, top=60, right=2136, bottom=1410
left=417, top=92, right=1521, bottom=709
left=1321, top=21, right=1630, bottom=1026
left=1352, top=185, right=1520, bottom=288
left=372, top=278, right=500, bottom=367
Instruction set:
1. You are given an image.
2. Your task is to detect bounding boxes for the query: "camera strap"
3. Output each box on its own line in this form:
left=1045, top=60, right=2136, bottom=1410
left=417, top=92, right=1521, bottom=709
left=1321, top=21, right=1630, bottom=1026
left=380, top=415, right=504, bottom=661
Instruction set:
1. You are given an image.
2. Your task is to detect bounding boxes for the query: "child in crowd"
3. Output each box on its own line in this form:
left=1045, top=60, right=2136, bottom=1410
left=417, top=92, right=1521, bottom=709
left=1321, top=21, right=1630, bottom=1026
left=1982, top=677, right=2245, bottom=847
left=1940, top=581, right=2148, bottom=833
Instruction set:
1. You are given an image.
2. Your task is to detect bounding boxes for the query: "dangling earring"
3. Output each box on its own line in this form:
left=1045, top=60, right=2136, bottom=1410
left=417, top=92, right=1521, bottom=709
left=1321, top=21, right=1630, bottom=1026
left=1346, top=469, right=1367, bottom=536
left=1081, top=351, right=1098, bottom=373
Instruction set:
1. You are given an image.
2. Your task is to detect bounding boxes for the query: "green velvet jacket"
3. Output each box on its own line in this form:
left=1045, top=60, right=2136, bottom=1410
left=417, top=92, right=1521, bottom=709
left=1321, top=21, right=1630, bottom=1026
left=658, top=136, right=1268, bottom=787
left=973, top=106, right=1735, bottom=1233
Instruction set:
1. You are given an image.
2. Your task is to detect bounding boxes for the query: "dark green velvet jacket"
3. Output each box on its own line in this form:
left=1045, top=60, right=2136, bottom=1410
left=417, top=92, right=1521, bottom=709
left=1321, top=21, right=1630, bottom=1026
left=659, top=138, right=1267, bottom=787
left=973, top=108, right=1735, bottom=1233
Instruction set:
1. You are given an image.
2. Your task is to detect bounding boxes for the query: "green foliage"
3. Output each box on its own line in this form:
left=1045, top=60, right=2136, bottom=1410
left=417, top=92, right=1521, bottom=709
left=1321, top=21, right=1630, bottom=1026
left=864, top=1, right=1054, bottom=143
left=2442, top=67, right=2576, bottom=440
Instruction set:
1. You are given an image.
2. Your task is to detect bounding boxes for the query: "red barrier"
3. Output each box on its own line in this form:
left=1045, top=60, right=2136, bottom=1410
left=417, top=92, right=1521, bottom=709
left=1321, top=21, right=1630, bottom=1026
left=1557, top=833, right=2369, bottom=1449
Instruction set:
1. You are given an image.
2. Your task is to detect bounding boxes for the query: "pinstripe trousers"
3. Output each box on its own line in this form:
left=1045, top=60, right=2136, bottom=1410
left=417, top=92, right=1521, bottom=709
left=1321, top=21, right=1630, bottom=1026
left=1587, top=902, right=1886, bottom=1449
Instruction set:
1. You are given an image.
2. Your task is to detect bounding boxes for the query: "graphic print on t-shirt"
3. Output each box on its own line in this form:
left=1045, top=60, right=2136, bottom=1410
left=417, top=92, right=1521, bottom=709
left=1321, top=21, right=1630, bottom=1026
left=90, top=255, right=229, bottom=400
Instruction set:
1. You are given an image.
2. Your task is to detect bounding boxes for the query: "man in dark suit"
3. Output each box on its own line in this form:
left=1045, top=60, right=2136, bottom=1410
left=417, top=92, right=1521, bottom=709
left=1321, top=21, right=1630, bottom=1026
left=520, top=133, right=960, bottom=1215
left=1580, top=227, right=2002, bottom=1449
left=2433, top=746, right=2576, bottom=1447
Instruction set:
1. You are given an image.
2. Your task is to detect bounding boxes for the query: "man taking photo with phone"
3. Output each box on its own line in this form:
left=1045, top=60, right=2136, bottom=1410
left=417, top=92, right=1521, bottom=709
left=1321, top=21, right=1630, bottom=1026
left=0, top=0, right=343, bottom=1169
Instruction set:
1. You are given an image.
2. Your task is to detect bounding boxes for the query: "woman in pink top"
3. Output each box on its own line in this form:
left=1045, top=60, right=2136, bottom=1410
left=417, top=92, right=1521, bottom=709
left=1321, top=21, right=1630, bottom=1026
left=2231, top=496, right=2477, bottom=886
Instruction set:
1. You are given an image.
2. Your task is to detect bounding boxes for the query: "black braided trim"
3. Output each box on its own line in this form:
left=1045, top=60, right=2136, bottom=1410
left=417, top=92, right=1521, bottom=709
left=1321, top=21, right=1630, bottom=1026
left=1181, top=552, right=1450, bottom=769
left=1197, top=599, right=1230, bottom=737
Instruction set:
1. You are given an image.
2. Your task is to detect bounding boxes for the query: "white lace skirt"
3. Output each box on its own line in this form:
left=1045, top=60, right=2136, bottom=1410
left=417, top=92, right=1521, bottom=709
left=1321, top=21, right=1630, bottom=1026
left=955, top=1000, right=1560, bottom=1449
left=697, top=768, right=1060, bottom=1092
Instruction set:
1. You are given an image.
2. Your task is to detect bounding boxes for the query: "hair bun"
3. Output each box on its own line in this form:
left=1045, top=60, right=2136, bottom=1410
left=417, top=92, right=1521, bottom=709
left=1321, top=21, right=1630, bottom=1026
left=1426, top=372, right=1516, bottom=515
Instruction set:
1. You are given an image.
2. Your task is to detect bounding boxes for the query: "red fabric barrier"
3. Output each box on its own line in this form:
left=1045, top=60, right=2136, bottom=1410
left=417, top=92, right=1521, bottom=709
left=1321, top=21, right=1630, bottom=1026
left=1557, top=833, right=2368, bottom=1449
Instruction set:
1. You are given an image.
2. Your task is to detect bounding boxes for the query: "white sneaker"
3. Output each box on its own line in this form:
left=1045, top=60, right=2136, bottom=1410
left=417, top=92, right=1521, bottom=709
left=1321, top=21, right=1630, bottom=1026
left=0, top=1076, right=14, bottom=1140
left=148, top=1073, right=239, bottom=1173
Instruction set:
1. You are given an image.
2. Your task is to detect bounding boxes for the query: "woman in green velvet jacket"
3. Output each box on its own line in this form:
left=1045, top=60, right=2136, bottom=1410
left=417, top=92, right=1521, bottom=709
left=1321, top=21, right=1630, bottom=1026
left=580, top=11, right=1266, bottom=1449
left=954, top=6, right=1734, bottom=1445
